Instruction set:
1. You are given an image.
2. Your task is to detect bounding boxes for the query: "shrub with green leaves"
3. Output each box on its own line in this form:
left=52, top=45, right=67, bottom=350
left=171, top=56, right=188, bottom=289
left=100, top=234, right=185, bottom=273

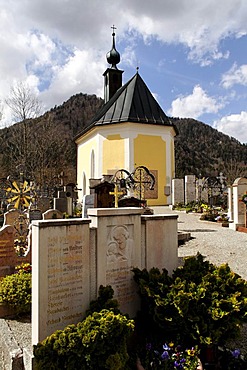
left=33, top=309, right=135, bottom=370
left=0, top=263, right=31, bottom=314
left=86, top=285, right=120, bottom=316
left=133, top=254, right=247, bottom=347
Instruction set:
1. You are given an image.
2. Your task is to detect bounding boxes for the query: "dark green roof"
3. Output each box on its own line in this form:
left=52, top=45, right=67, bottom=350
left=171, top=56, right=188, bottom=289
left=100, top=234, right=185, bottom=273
left=76, top=72, right=177, bottom=138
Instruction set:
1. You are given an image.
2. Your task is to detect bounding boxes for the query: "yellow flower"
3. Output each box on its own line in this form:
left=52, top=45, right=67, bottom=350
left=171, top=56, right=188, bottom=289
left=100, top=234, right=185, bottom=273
left=187, top=348, right=196, bottom=356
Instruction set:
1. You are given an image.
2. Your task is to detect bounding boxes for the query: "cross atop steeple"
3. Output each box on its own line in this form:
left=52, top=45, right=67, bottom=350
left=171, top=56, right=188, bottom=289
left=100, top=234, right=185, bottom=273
left=111, top=25, right=117, bottom=35
left=103, top=25, right=123, bottom=103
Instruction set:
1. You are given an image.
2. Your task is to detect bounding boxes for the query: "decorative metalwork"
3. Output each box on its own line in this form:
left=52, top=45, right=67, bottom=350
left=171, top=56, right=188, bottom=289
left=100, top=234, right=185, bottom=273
left=131, top=166, right=155, bottom=200
left=111, top=166, right=155, bottom=207
left=4, top=172, right=36, bottom=256
left=13, top=213, right=29, bottom=256
left=5, top=171, right=37, bottom=211
left=201, top=173, right=227, bottom=207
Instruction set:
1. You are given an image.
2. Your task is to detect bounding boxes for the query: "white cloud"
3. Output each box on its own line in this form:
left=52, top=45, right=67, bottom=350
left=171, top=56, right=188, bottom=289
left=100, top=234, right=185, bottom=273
left=40, top=48, right=104, bottom=110
left=213, top=111, right=247, bottom=143
left=1, top=0, right=247, bottom=127
left=168, top=85, right=224, bottom=119
left=123, top=0, right=246, bottom=64
left=221, top=63, right=247, bottom=88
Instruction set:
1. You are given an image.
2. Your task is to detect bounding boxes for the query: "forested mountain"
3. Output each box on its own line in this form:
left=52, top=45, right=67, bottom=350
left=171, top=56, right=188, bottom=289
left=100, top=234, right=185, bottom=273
left=172, top=117, right=247, bottom=182
left=0, top=93, right=103, bottom=186
left=0, top=93, right=246, bottom=186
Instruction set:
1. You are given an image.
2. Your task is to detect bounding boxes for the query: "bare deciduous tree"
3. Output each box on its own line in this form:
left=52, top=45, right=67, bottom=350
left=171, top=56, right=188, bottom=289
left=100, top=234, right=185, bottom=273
left=5, top=81, right=41, bottom=122
left=4, top=81, right=42, bottom=177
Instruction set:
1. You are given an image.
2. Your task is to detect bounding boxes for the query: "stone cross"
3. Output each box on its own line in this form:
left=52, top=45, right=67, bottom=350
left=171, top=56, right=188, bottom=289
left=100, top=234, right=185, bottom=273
left=109, top=184, right=123, bottom=208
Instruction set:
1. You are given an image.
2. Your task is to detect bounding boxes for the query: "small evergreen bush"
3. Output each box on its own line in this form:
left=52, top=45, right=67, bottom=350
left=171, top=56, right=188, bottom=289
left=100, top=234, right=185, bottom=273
left=133, top=254, right=247, bottom=347
left=33, top=309, right=134, bottom=370
left=0, top=263, right=31, bottom=314
left=86, top=285, right=120, bottom=316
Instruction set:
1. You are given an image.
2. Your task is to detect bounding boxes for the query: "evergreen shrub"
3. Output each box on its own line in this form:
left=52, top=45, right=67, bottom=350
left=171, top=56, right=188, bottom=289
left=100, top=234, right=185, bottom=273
left=0, top=263, right=31, bottom=314
left=33, top=309, right=134, bottom=370
left=133, top=254, right=247, bottom=347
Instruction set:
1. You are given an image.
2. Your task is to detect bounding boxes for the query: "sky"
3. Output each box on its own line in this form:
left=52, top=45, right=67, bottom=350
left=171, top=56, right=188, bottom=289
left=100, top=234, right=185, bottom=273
left=0, top=0, right=247, bottom=143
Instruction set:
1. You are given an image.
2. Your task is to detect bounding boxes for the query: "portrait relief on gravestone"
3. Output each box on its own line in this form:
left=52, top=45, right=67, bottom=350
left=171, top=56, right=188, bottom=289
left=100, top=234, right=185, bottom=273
left=106, top=224, right=134, bottom=265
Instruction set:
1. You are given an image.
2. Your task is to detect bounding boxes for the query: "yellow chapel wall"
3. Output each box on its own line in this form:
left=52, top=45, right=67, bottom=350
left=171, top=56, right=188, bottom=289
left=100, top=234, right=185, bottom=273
left=134, top=134, right=167, bottom=206
left=102, top=134, right=125, bottom=174
left=77, top=136, right=98, bottom=200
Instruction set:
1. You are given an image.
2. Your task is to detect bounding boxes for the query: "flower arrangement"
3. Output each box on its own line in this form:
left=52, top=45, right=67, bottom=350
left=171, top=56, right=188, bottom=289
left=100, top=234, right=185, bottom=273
left=15, top=263, right=32, bottom=274
left=14, top=237, right=28, bottom=256
left=140, top=342, right=200, bottom=369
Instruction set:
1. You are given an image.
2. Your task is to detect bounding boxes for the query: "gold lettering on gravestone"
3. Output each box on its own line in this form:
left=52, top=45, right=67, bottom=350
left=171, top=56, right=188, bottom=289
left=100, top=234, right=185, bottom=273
left=0, top=241, right=14, bottom=258
left=46, top=233, right=85, bottom=330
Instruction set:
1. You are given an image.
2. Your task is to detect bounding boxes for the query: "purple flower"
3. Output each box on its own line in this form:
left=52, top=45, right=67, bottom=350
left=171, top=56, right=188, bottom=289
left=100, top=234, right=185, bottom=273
left=161, top=350, right=169, bottom=360
left=232, top=349, right=241, bottom=358
left=174, top=360, right=184, bottom=369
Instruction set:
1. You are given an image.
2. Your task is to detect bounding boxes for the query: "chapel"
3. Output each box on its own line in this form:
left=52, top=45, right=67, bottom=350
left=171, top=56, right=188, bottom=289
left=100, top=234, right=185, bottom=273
left=75, top=29, right=177, bottom=206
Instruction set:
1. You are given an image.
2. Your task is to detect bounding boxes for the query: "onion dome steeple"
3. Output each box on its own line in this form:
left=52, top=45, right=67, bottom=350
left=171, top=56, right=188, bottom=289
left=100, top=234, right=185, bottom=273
left=106, top=26, right=120, bottom=69
left=103, top=25, right=123, bottom=103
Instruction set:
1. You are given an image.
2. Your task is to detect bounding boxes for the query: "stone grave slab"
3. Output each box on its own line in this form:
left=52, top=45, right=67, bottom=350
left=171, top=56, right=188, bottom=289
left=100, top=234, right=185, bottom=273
left=0, top=225, right=30, bottom=277
left=88, top=208, right=143, bottom=317
left=42, top=209, right=63, bottom=220
left=32, top=218, right=91, bottom=344
left=82, top=194, right=95, bottom=218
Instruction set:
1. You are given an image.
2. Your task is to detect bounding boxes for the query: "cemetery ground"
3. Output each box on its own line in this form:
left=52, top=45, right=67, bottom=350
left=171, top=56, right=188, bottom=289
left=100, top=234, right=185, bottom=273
left=1, top=206, right=247, bottom=369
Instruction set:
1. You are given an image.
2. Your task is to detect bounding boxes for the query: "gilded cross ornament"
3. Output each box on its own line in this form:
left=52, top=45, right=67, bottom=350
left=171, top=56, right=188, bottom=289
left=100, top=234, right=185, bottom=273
left=109, top=184, right=123, bottom=208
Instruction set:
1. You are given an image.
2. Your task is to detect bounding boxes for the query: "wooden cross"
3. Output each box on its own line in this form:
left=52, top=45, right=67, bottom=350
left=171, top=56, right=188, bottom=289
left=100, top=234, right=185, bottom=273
left=109, top=184, right=123, bottom=208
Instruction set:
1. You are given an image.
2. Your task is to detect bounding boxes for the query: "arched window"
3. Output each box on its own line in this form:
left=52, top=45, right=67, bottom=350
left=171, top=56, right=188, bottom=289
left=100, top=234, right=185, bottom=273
left=82, top=172, right=86, bottom=196
left=91, top=149, right=95, bottom=178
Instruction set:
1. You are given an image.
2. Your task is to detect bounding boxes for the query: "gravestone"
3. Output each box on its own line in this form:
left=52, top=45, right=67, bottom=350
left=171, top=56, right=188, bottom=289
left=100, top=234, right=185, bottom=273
left=172, top=178, right=184, bottom=205
left=4, top=209, right=21, bottom=231
left=229, top=177, right=247, bottom=231
left=0, top=225, right=31, bottom=277
left=3, top=209, right=29, bottom=257
left=42, top=209, right=63, bottom=220
left=82, top=194, right=95, bottom=218
left=53, top=191, right=67, bottom=214
left=88, top=208, right=143, bottom=317
left=29, top=209, right=42, bottom=223
left=185, top=175, right=196, bottom=204
left=32, top=218, right=91, bottom=343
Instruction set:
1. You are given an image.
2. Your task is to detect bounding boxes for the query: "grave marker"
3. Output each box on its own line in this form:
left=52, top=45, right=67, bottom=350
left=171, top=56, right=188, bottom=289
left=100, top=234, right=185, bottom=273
left=42, top=209, right=63, bottom=220
left=32, top=218, right=91, bottom=343
left=29, top=209, right=42, bottom=223
left=82, top=194, right=95, bottom=218
left=88, top=208, right=143, bottom=317
left=0, top=225, right=30, bottom=277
